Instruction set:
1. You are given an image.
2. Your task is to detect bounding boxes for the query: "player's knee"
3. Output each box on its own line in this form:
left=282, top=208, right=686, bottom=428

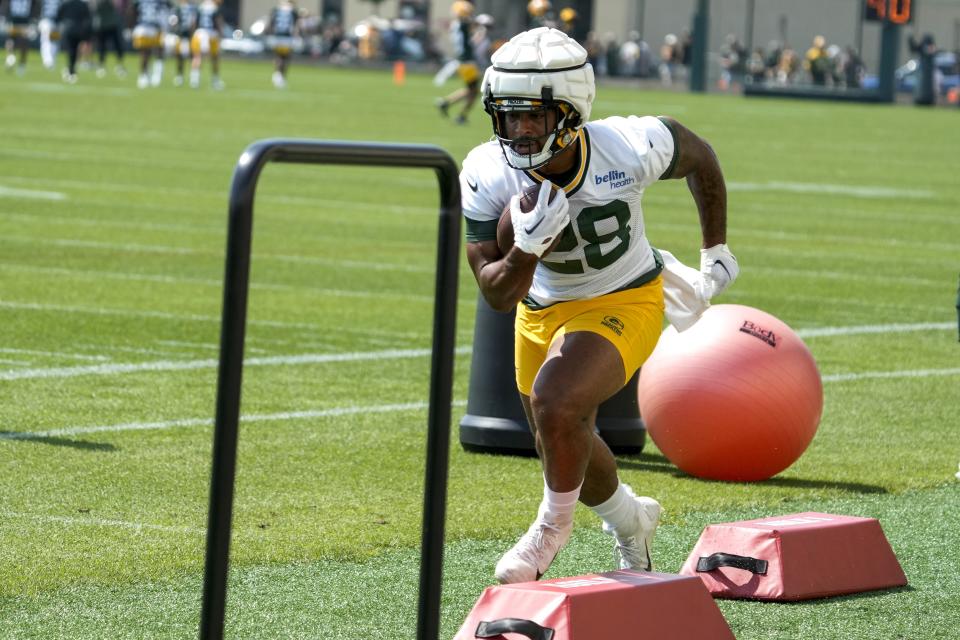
left=530, top=388, right=585, bottom=440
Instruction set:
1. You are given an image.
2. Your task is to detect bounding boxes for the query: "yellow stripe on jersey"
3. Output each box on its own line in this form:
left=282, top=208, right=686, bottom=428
left=526, top=129, right=589, bottom=195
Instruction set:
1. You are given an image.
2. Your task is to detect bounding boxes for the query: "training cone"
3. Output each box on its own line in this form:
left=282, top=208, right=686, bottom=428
left=680, top=512, right=907, bottom=601
left=453, top=570, right=734, bottom=640
left=393, top=60, right=406, bottom=85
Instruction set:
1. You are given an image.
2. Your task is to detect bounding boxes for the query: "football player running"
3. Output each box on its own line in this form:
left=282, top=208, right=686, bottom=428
left=435, top=0, right=480, bottom=125
left=130, top=0, right=169, bottom=88
left=266, top=0, right=299, bottom=89
left=190, top=0, right=223, bottom=89
left=3, top=0, right=34, bottom=75
left=168, top=0, right=196, bottom=86
left=460, top=28, right=739, bottom=584
left=38, top=0, right=61, bottom=70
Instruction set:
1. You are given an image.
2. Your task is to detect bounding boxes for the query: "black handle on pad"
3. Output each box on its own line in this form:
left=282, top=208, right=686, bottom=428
left=697, top=552, right=768, bottom=575
left=475, top=618, right=555, bottom=640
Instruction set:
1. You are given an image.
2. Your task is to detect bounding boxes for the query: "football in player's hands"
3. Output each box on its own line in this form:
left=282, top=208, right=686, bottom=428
left=497, top=183, right=561, bottom=257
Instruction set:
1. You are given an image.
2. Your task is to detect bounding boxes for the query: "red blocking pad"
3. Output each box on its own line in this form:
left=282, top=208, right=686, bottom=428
left=453, top=570, right=734, bottom=640
left=680, top=512, right=907, bottom=601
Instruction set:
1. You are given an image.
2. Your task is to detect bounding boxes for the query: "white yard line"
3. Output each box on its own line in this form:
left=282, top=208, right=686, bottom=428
left=0, top=346, right=474, bottom=381
left=0, top=510, right=205, bottom=535
left=0, top=321, right=951, bottom=383
left=798, top=322, right=955, bottom=338
left=0, top=400, right=459, bottom=440
left=727, top=181, right=935, bottom=199
left=0, top=347, right=110, bottom=362
left=0, top=185, right=67, bottom=201
left=822, top=368, right=960, bottom=382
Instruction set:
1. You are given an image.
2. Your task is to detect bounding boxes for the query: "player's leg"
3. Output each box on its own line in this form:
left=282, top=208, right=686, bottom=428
left=134, top=28, right=152, bottom=88
left=209, top=38, right=222, bottom=89
left=455, top=79, right=480, bottom=124
left=108, top=27, right=125, bottom=76
left=494, top=330, right=624, bottom=584
left=4, top=30, right=16, bottom=71
left=95, top=29, right=108, bottom=76
left=40, top=20, right=54, bottom=69
left=150, top=39, right=164, bottom=86
left=173, top=38, right=184, bottom=85
left=189, top=32, right=202, bottom=87
left=63, top=33, right=79, bottom=81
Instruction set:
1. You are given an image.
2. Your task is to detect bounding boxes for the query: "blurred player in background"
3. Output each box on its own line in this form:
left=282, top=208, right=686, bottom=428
left=190, top=0, right=223, bottom=89
left=94, top=0, right=126, bottom=77
left=435, top=0, right=479, bottom=125
left=558, top=6, right=577, bottom=39
left=38, top=0, right=61, bottom=69
left=266, top=0, right=299, bottom=89
left=56, top=0, right=91, bottom=82
left=130, top=0, right=168, bottom=88
left=169, top=0, right=196, bottom=85
left=460, top=27, right=738, bottom=584
left=527, top=0, right=555, bottom=29
left=3, top=0, right=35, bottom=75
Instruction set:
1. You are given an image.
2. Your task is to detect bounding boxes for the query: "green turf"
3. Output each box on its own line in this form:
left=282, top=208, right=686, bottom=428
left=1, top=56, right=958, bottom=638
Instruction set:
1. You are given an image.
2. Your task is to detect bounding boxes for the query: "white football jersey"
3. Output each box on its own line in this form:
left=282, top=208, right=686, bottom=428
left=461, top=115, right=677, bottom=307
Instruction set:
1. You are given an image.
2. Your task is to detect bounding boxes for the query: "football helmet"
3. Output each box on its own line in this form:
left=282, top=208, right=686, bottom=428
left=481, top=27, right=595, bottom=170
left=527, top=0, right=551, bottom=18
left=451, top=0, right=473, bottom=19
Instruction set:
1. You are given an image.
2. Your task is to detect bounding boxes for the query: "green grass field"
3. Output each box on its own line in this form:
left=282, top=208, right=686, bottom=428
left=1, top=56, right=958, bottom=639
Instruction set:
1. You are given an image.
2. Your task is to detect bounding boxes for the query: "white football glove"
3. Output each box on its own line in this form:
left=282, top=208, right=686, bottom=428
left=510, top=180, right=570, bottom=258
left=699, top=243, right=739, bottom=301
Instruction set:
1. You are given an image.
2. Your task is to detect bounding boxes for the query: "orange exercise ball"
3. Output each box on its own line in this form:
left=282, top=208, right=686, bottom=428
left=638, top=304, right=823, bottom=481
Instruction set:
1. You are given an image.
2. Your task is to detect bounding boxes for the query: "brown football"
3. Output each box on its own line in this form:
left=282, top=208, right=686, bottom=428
left=496, top=183, right=561, bottom=257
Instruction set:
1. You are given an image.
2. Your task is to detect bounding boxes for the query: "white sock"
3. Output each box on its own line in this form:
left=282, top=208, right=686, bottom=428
left=539, top=477, right=581, bottom=525
left=590, top=482, right=636, bottom=535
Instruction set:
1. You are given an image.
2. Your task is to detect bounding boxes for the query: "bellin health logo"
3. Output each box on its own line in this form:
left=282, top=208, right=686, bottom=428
left=595, top=169, right=635, bottom=189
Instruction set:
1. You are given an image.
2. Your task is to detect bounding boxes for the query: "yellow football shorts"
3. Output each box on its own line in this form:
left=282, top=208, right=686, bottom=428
left=514, top=276, right=664, bottom=396
left=132, top=26, right=161, bottom=49
left=457, top=62, right=479, bottom=84
left=191, top=30, right=220, bottom=56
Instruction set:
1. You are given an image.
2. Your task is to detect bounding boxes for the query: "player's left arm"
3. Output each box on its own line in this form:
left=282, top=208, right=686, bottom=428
left=658, top=116, right=739, bottom=299
left=658, top=116, right=726, bottom=247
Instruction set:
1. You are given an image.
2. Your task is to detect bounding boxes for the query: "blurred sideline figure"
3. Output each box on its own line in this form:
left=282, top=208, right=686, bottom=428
left=558, top=6, right=576, bottom=39
left=460, top=27, right=737, bottom=584
left=527, top=0, right=554, bottom=29
left=435, top=0, right=479, bottom=125
left=130, top=0, right=167, bottom=88
left=472, top=11, right=494, bottom=69
left=190, top=0, right=223, bottom=89
left=56, top=0, right=91, bottom=82
left=94, top=0, right=126, bottom=78
left=169, top=0, right=196, bottom=86
left=4, top=0, right=34, bottom=74
left=267, top=0, right=300, bottom=89
left=39, top=0, right=61, bottom=69
left=804, top=35, right=829, bottom=86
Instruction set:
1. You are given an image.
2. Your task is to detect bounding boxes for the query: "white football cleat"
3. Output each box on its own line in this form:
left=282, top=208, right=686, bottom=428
left=137, top=74, right=149, bottom=89
left=495, top=517, right=572, bottom=584
left=604, top=490, right=661, bottom=571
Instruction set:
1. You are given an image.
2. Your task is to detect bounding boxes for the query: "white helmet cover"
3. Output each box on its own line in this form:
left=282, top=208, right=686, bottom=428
left=482, top=27, right=596, bottom=170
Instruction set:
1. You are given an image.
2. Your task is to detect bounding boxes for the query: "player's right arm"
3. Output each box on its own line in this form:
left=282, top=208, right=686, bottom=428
left=466, top=238, right=538, bottom=313
left=461, top=148, right=538, bottom=312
